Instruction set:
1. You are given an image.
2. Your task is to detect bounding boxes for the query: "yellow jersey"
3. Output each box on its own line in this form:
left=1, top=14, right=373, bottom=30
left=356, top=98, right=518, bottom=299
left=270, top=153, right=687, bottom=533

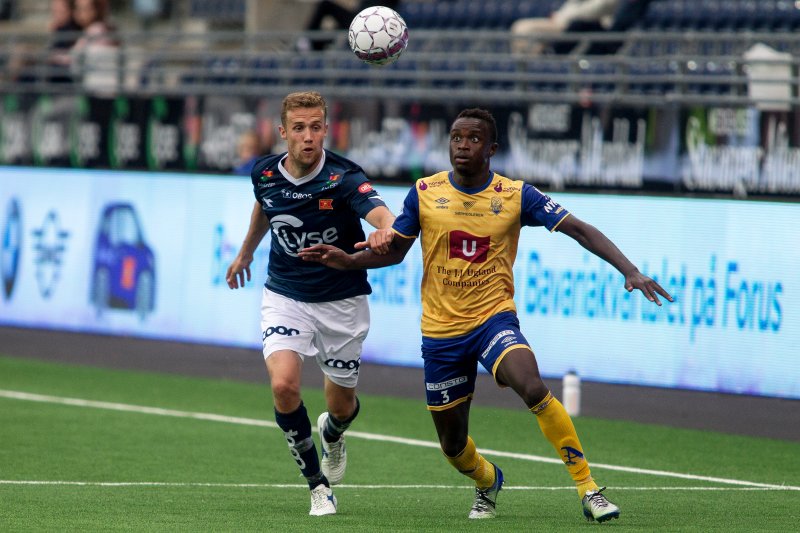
left=392, top=171, right=570, bottom=337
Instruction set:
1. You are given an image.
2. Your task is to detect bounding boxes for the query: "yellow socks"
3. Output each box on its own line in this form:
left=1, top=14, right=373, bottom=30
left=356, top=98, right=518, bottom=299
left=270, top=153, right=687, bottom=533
left=444, top=436, right=496, bottom=489
left=442, top=392, right=602, bottom=498
left=530, top=392, right=599, bottom=498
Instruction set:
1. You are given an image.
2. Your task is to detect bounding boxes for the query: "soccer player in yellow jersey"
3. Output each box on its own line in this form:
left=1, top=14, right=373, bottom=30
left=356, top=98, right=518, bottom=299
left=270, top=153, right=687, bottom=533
left=299, top=108, right=673, bottom=522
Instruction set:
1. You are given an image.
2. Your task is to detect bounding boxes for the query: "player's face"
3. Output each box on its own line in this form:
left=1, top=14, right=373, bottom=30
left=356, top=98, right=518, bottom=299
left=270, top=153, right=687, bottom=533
left=449, top=118, right=497, bottom=182
left=279, top=106, right=327, bottom=177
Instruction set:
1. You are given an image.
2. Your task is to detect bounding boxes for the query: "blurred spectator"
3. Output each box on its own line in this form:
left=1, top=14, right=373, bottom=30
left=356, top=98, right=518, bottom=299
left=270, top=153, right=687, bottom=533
left=71, top=0, right=119, bottom=93
left=583, top=0, right=654, bottom=55
left=0, top=0, right=12, bottom=20
left=510, top=0, right=619, bottom=55
left=46, top=0, right=82, bottom=83
left=297, top=0, right=400, bottom=52
left=232, top=131, right=262, bottom=176
left=7, top=0, right=81, bottom=84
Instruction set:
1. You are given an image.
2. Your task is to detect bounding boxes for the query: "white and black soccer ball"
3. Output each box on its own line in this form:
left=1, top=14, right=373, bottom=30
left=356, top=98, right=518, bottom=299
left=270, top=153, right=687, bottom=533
left=348, top=5, right=409, bottom=66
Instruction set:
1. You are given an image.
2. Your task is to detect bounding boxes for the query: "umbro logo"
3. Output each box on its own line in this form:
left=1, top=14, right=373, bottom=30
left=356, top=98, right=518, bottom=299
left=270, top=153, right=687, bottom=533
left=435, top=197, right=450, bottom=204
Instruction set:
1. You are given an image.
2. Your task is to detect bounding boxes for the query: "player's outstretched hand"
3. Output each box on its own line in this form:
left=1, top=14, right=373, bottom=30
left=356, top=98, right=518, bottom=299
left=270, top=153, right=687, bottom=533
left=625, top=270, right=674, bottom=306
left=226, top=256, right=252, bottom=289
left=356, top=228, right=395, bottom=255
left=299, top=244, right=352, bottom=270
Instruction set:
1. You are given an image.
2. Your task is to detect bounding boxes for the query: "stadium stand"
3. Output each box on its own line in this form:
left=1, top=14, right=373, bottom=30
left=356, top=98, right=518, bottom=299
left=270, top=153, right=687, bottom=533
left=0, top=0, right=797, bottom=109
left=0, top=0, right=795, bottom=173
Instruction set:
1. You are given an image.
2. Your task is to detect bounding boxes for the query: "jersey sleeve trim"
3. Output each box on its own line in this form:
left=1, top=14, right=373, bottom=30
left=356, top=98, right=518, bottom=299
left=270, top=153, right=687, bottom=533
left=550, top=212, right=571, bottom=232
left=391, top=228, right=417, bottom=240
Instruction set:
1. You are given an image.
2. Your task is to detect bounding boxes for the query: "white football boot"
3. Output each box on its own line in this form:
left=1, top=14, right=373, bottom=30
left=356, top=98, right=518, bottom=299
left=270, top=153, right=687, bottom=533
left=468, top=463, right=504, bottom=519
left=317, top=412, right=347, bottom=485
left=581, top=487, right=620, bottom=522
left=309, top=484, right=337, bottom=516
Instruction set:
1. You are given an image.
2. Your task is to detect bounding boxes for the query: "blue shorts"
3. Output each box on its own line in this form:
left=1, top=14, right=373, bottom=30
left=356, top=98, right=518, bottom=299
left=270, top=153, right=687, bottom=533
left=422, top=311, right=531, bottom=411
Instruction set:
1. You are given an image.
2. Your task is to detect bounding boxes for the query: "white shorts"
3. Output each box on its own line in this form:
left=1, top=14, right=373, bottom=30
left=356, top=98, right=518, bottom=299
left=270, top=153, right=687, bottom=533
left=260, top=287, right=370, bottom=388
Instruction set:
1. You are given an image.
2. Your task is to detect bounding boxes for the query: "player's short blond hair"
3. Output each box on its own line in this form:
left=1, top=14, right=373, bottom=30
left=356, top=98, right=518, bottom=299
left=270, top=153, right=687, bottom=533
left=281, top=91, right=328, bottom=127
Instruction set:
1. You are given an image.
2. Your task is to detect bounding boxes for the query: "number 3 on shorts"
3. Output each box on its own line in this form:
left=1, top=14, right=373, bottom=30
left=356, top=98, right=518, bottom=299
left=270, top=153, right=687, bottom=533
left=441, top=390, right=450, bottom=403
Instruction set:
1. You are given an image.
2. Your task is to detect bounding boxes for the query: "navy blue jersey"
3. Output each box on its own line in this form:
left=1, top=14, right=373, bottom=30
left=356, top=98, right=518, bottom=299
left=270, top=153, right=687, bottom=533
left=251, top=149, right=387, bottom=303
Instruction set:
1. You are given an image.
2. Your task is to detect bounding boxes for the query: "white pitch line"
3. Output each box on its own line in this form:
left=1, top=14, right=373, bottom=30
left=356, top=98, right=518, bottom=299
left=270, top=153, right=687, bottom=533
left=1, top=389, right=797, bottom=492
left=0, top=480, right=795, bottom=491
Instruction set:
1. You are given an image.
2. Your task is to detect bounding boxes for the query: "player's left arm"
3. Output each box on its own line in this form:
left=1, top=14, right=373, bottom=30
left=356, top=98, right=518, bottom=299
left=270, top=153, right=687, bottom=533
left=556, top=214, right=674, bottom=306
left=361, top=205, right=396, bottom=255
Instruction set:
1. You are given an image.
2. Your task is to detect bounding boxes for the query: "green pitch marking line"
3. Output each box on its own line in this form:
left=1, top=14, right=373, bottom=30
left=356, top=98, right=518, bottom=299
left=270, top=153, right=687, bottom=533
left=2, top=388, right=798, bottom=492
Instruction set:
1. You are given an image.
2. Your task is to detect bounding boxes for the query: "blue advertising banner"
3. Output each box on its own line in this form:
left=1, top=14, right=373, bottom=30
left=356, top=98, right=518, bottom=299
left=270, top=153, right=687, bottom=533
left=1, top=166, right=798, bottom=398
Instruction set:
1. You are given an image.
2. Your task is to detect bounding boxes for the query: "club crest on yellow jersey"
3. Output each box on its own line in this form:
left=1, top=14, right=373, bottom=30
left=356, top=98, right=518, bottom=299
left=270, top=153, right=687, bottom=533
left=490, top=197, right=503, bottom=215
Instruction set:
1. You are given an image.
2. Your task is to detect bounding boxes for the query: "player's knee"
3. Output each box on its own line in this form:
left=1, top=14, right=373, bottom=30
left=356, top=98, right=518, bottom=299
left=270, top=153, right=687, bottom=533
left=270, top=379, right=301, bottom=408
left=518, top=380, right=549, bottom=408
left=328, top=403, right=356, bottom=422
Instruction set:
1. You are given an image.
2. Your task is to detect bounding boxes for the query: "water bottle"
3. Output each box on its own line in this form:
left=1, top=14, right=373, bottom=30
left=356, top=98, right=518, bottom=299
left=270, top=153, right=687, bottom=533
left=562, top=371, right=581, bottom=417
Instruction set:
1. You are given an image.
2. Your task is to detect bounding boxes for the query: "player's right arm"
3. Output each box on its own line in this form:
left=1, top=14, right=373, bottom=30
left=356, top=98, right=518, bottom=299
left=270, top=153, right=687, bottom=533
left=226, top=201, right=270, bottom=289
left=299, top=234, right=414, bottom=270
left=300, top=181, right=419, bottom=269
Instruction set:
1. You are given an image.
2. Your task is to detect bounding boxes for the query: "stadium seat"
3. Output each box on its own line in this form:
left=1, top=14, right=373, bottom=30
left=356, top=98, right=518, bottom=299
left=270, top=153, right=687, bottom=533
left=429, top=58, right=469, bottom=89
left=384, top=58, right=417, bottom=88
left=247, top=57, right=281, bottom=86
left=289, top=56, right=326, bottom=86
left=494, top=0, right=520, bottom=29
left=580, top=60, right=617, bottom=94
left=397, top=2, right=422, bottom=29
left=189, top=0, right=245, bottom=21
left=205, top=57, right=244, bottom=85
left=685, top=60, right=737, bottom=95
left=524, top=60, right=570, bottom=92
left=477, top=58, right=517, bottom=90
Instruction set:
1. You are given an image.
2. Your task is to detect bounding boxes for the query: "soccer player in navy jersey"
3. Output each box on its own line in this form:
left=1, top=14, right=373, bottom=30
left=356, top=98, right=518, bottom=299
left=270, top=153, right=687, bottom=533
left=299, top=108, right=673, bottom=522
left=225, top=91, right=395, bottom=516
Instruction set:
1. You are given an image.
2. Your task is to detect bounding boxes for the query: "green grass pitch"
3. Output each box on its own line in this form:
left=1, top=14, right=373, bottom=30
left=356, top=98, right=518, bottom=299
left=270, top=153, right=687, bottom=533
left=1, top=355, right=798, bottom=531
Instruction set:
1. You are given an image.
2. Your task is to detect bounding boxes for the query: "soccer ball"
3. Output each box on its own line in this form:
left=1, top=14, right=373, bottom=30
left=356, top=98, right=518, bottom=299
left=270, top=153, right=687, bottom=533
left=348, top=6, right=409, bottom=66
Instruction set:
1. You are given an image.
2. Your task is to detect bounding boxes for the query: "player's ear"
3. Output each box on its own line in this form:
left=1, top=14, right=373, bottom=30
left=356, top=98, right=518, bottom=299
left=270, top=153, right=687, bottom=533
left=488, top=142, right=499, bottom=157
left=278, top=125, right=287, bottom=140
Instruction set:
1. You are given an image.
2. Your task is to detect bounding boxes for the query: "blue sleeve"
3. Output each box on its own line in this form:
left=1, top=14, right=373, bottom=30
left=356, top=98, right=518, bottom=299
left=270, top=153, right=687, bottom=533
left=341, top=171, right=388, bottom=219
left=520, top=183, right=570, bottom=231
left=391, top=185, right=420, bottom=238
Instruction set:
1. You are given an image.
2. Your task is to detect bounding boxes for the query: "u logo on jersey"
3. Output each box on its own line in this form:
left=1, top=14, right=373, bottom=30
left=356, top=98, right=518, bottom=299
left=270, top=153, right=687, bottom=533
left=448, top=230, right=489, bottom=263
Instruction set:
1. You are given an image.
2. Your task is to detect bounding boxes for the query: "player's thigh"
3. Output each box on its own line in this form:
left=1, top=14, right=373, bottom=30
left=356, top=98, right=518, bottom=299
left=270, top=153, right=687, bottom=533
left=260, top=288, right=317, bottom=360
left=422, top=349, right=477, bottom=411
left=494, top=347, right=548, bottom=406
left=474, top=312, right=535, bottom=386
left=311, top=295, right=370, bottom=388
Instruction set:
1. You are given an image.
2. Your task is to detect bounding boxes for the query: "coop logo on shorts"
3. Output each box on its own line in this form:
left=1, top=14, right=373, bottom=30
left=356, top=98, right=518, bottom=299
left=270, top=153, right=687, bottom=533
left=262, top=325, right=300, bottom=340
left=324, top=358, right=361, bottom=371
left=1, top=198, right=22, bottom=300
left=270, top=214, right=338, bottom=257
